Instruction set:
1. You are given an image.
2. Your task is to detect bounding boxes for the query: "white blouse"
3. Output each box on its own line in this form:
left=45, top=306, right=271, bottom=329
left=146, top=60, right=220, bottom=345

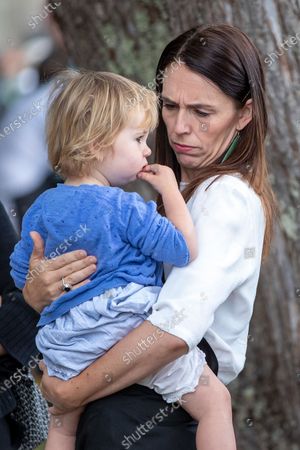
left=147, top=174, right=266, bottom=384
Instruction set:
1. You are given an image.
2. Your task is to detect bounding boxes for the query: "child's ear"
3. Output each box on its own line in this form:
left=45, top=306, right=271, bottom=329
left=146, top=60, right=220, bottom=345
left=89, top=141, right=102, bottom=160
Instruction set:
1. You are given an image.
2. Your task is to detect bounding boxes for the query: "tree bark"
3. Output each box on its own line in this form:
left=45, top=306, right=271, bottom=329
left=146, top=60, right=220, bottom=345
left=50, top=1, right=300, bottom=448
left=163, top=2, right=300, bottom=449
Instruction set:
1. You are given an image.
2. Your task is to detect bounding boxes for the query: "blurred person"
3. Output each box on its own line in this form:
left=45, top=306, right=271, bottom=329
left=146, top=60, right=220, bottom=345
left=0, top=201, right=48, bottom=450
left=0, top=67, right=52, bottom=228
left=0, top=13, right=67, bottom=229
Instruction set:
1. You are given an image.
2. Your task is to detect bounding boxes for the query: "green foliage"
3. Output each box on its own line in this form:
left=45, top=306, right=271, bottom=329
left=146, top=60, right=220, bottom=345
left=35, top=443, right=45, bottom=450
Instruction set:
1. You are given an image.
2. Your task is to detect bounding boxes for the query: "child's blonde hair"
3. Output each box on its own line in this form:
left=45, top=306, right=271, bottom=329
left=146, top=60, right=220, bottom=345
left=47, top=69, right=158, bottom=178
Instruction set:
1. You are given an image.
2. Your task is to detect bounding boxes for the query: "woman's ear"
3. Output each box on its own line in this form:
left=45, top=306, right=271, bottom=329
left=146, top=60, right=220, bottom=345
left=237, top=99, right=253, bottom=131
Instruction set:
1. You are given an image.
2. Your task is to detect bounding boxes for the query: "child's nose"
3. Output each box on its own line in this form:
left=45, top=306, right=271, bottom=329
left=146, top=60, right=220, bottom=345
left=144, top=145, right=152, bottom=157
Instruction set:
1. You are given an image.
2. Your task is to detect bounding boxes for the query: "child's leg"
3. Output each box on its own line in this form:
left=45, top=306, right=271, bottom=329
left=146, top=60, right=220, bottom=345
left=45, top=407, right=84, bottom=450
left=180, top=365, right=237, bottom=450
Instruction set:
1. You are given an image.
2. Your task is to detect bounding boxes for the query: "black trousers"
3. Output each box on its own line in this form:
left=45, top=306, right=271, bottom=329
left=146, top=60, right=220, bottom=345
left=0, top=416, right=23, bottom=450
left=0, top=417, right=12, bottom=450
left=76, top=339, right=218, bottom=449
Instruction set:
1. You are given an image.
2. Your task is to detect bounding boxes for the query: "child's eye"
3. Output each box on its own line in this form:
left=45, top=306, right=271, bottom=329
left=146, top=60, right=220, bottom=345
left=136, top=135, right=147, bottom=143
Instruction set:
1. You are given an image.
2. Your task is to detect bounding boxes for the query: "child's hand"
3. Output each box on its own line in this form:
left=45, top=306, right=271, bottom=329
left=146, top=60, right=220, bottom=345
left=137, top=164, right=178, bottom=195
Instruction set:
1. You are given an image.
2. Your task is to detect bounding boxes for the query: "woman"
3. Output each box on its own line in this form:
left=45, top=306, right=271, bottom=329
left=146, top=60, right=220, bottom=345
left=22, top=24, right=277, bottom=449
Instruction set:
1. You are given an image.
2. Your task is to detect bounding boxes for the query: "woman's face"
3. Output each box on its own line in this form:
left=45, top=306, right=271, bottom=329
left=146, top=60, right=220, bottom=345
left=161, top=64, right=252, bottom=182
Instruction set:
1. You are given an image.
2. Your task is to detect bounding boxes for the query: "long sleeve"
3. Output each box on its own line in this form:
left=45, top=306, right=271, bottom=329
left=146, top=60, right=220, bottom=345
left=9, top=198, right=45, bottom=289
left=118, top=191, right=190, bottom=267
left=0, top=203, right=18, bottom=293
left=147, top=175, right=265, bottom=373
left=0, top=203, right=40, bottom=367
left=0, top=290, right=40, bottom=365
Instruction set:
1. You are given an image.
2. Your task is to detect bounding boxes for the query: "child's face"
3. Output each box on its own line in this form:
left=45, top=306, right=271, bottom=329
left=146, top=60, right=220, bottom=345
left=100, top=110, right=152, bottom=186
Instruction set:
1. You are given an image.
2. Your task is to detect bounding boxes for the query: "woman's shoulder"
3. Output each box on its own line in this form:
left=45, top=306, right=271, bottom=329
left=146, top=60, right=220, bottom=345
left=192, top=173, right=261, bottom=205
left=189, top=173, right=264, bottom=225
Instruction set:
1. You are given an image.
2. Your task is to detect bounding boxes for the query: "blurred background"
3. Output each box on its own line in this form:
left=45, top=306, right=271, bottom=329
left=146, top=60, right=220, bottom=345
left=0, top=1, right=299, bottom=449
left=0, top=0, right=67, bottom=230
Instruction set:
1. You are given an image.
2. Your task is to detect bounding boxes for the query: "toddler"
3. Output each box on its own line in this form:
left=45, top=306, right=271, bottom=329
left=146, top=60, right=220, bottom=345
left=10, top=69, right=236, bottom=450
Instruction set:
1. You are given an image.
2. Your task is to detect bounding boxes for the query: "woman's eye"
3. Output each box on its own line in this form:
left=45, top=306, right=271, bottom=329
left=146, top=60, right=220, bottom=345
left=194, top=110, right=209, bottom=117
left=162, top=103, right=209, bottom=117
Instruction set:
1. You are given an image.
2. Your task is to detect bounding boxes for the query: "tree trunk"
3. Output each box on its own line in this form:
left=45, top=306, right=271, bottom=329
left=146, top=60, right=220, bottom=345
left=162, top=2, right=300, bottom=448
left=51, top=1, right=300, bottom=448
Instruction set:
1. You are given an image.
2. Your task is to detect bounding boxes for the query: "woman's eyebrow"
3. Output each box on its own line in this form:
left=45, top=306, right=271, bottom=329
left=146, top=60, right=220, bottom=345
left=161, top=95, right=216, bottom=111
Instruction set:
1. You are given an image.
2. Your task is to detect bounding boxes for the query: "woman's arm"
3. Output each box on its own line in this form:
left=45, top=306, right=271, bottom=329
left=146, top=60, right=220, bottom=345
left=41, top=175, right=260, bottom=409
left=38, top=175, right=260, bottom=412
left=41, top=319, right=188, bottom=411
left=23, top=233, right=188, bottom=410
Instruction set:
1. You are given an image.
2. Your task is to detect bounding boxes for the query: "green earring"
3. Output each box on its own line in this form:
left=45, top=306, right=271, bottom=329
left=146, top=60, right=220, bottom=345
left=221, top=131, right=240, bottom=163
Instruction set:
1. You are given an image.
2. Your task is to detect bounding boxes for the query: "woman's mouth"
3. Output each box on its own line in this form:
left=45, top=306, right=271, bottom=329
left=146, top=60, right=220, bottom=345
left=173, top=142, right=197, bottom=153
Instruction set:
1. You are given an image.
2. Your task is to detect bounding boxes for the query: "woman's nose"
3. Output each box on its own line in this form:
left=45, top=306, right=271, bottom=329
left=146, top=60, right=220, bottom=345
left=174, top=109, right=191, bottom=135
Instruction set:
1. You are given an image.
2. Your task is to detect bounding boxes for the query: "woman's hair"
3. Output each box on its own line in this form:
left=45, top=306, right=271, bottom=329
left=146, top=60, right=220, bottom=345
left=155, top=24, right=278, bottom=260
left=47, top=69, right=158, bottom=178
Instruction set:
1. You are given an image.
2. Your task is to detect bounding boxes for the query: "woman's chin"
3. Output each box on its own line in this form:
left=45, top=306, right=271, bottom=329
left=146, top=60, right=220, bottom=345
left=176, top=152, right=199, bottom=166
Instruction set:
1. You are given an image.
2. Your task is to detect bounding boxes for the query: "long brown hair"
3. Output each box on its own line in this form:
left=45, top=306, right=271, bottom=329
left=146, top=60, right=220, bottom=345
left=155, top=24, right=278, bottom=261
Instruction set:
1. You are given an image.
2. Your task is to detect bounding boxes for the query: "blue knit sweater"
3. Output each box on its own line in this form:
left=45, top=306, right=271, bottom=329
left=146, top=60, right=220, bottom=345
left=10, top=184, right=190, bottom=326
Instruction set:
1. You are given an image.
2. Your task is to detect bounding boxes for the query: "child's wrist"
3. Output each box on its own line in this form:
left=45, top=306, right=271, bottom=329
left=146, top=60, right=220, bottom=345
left=161, top=185, right=181, bottom=200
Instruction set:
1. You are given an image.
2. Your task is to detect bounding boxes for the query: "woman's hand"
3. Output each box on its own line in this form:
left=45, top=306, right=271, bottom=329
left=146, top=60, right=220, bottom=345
left=22, top=231, right=97, bottom=313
